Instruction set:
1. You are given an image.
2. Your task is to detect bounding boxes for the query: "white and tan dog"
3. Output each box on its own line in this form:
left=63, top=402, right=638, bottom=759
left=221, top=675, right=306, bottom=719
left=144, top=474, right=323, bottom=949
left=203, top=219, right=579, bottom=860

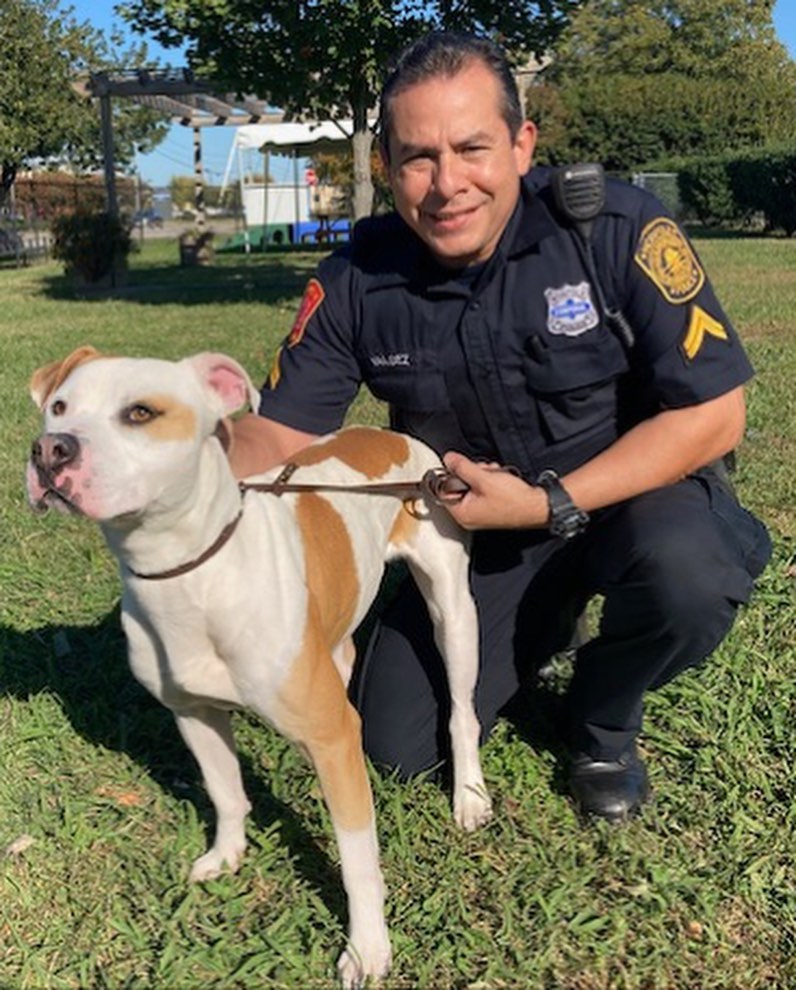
left=26, top=346, right=491, bottom=987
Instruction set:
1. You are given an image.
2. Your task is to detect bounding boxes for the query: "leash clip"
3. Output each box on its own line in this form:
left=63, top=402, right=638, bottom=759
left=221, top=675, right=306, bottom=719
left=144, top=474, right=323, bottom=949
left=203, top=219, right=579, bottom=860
left=421, top=467, right=471, bottom=505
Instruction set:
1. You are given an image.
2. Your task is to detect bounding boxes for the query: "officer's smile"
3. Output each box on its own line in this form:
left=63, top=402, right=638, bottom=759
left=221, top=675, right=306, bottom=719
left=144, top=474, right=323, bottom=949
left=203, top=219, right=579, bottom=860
left=425, top=204, right=481, bottom=232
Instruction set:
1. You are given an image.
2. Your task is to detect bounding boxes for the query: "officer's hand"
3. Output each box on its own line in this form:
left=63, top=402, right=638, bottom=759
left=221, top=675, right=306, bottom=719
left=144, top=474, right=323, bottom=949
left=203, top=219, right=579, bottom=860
left=439, top=451, right=548, bottom=530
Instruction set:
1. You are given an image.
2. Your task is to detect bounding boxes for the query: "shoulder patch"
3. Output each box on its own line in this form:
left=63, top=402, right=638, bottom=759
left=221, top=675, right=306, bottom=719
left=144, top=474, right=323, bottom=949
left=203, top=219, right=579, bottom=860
left=288, top=278, right=325, bottom=348
left=634, top=217, right=705, bottom=304
left=683, top=305, right=728, bottom=360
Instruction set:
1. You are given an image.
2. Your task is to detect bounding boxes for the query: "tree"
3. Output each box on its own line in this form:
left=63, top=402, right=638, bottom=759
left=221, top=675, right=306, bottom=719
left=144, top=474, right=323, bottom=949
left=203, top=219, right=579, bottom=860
left=0, top=0, right=167, bottom=209
left=120, top=0, right=579, bottom=220
left=526, top=0, right=796, bottom=171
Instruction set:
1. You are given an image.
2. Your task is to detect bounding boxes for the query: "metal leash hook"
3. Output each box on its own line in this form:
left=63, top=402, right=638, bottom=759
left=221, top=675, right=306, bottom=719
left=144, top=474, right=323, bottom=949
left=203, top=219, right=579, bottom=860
left=421, top=464, right=524, bottom=506
left=421, top=467, right=471, bottom=505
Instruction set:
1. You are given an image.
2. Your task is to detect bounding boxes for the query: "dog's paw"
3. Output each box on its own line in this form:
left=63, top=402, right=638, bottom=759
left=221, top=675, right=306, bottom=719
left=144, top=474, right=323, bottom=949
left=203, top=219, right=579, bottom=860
left=337, top=938, right=392, bottom=989
left=454, top=783, right=493, bottom=832
left=189, top=845, right=245, bottom=882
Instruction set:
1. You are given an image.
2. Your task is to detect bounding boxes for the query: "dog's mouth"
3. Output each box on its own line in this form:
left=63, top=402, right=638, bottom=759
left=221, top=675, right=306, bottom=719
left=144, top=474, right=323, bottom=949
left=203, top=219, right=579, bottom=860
left=30, top=472, right=84, bottom=516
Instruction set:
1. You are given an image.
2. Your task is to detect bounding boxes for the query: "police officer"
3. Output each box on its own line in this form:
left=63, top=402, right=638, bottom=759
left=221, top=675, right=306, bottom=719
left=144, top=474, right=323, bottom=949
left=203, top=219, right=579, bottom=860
left=230, top=31, right=771, bottom=821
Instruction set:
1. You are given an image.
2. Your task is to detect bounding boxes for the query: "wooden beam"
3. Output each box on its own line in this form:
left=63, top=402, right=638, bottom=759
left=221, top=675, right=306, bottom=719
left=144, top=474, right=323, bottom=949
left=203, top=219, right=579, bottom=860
left=88, top=72, right=217, bottom=99
left=99, top=93, right=118, bottom=217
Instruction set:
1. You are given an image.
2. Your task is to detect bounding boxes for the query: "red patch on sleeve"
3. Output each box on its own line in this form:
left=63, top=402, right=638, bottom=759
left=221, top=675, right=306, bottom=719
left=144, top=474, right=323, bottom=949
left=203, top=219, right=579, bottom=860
left=288, top=278, right=325, bottom=347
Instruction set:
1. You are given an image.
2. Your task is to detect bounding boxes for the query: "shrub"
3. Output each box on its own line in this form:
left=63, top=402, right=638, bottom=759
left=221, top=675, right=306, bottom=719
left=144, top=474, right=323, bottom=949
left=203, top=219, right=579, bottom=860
left=677, top=148, right=796, bottom=234
left=51, top=210, right=133, bottom=282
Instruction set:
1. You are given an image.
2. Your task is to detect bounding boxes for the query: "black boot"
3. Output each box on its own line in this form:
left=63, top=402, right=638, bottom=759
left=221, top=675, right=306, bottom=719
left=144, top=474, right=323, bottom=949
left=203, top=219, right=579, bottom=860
left=568, top=745, right=650, bottom=822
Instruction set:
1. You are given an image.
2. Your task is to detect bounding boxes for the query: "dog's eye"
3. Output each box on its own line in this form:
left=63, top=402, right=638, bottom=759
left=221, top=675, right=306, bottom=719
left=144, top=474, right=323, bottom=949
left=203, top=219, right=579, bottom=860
left=51, top=399, right=66, bottom=416
left=123, top=403, right=159, bottom=425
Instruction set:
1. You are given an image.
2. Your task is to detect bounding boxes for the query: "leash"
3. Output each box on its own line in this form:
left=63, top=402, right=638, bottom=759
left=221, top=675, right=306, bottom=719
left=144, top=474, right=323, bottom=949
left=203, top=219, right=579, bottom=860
left=128, top=465, right=470, bottom=581
left=237, top=463, right=471, bottom=501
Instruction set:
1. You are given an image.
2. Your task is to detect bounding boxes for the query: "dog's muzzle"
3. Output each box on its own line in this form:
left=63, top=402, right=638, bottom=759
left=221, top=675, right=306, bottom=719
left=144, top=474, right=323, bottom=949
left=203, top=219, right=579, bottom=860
left=29, top=432, right=82, bottom=509
left=31, top=432, right=80, bottom=476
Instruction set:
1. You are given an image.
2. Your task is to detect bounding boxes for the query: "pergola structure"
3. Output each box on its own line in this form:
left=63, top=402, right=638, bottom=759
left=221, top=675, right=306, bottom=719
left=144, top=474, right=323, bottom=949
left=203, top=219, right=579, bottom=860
left=82, top=68, right=284, bottom=226
left=84, top=60, right=546, bottom=230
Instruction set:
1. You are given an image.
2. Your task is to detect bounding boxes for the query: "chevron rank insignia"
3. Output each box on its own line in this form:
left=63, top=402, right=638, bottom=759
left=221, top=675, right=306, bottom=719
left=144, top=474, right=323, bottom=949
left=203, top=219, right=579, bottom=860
left=683, top=305, right=728, bottom=360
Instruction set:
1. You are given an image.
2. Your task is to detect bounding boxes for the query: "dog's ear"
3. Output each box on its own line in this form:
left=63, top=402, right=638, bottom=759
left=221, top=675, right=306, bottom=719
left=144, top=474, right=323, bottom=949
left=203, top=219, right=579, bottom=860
left=29, top=346, right=103, bottom=409
left=186, top=353, right=260, bottom=416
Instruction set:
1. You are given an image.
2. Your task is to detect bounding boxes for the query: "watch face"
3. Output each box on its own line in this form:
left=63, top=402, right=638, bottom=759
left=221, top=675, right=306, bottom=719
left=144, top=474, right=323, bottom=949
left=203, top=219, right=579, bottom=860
left=551, top=508, right=589, bottom=539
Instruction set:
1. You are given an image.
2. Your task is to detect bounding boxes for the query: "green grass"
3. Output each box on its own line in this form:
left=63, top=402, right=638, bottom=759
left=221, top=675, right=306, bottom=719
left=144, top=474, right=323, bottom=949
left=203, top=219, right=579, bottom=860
left=1, top=235, right=795, bottom=989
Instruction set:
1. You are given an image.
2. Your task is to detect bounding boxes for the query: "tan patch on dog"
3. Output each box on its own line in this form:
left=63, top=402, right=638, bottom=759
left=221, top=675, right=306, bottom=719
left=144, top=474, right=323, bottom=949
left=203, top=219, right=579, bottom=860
left=295, top=493, right=359, bottom=644
left=389, top=503, right=420, bottom=548
left=271, top=492, right=372, bottom=830
left=292, top=428, right=411, bottom=479
left=130, top=395, right=198, bottom=442
left=276, top=601, right=373, bottom=832
left=29, top=346, right=105, bottom=408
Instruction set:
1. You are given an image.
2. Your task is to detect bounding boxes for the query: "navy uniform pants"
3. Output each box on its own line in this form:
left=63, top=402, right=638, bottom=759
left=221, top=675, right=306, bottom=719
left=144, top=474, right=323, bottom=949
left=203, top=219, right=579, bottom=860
left=350, top=470, right=771, bottom=774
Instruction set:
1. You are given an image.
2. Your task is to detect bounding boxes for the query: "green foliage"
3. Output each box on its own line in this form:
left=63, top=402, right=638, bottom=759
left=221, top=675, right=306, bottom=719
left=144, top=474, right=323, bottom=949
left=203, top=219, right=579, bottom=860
left=0, top=0, right=168, bottom=196
left=51, top=211, right=134, bottom=282
left=121, top=0, right=577, bottom=122
left=120, top=0, right=579, bottom=217
left=530, top=0, right=796, bottom=171
left=677, top=148, right=796, bottom=234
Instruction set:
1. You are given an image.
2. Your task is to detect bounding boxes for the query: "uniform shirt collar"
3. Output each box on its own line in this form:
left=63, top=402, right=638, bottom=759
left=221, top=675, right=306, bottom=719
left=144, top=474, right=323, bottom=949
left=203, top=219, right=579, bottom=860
left=500, top=172, right=561, bottom=258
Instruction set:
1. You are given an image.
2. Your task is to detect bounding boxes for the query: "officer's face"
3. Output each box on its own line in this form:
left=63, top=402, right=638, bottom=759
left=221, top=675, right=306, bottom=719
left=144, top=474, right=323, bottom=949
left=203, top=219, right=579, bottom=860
left=383, top=60, right=536, bottom=268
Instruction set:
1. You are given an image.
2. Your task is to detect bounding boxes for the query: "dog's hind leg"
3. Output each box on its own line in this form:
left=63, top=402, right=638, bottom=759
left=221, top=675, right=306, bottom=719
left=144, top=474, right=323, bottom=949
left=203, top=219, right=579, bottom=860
left=403, top=517, right=492, bottom=831
left=173, top=707, right=252, bottom=881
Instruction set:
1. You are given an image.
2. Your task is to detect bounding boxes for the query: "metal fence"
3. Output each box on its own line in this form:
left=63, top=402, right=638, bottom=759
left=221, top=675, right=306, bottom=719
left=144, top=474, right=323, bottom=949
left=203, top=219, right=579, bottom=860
left=632, top=172, right=684, bottom=220
left=0, top=174, right=136, bottom=266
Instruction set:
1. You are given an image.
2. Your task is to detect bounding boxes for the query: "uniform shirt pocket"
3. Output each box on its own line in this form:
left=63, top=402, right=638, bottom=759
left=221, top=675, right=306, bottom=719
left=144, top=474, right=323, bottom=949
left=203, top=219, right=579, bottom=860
left=523, top=329, right=628, bottom=443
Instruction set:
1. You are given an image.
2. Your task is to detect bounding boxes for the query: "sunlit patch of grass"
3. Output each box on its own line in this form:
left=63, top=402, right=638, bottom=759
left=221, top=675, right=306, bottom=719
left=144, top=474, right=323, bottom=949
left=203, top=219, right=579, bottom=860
left=1, top=239, right=794, bottom=988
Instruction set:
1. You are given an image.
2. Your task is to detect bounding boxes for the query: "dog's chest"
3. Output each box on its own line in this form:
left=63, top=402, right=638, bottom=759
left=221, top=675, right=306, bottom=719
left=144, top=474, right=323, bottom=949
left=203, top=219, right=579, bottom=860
left=121, top=556, right=310, bottom=713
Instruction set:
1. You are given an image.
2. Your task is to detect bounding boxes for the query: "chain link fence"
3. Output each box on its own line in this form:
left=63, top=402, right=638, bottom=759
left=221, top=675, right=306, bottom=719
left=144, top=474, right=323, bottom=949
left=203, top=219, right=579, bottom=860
left=1, top=174, right=137, bottom=266
left=631, top=172, right=686, bottom=221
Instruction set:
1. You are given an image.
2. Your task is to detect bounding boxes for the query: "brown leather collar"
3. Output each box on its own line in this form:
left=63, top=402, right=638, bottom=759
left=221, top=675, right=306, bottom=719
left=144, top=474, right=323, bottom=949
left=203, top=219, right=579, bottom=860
left=128, top=508, right=243, bottom=581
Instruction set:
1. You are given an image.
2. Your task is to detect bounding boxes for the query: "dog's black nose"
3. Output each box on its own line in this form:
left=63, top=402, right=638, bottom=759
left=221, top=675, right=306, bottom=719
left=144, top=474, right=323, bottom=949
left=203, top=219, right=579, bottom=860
left=31, top=433, right=80, bottom=473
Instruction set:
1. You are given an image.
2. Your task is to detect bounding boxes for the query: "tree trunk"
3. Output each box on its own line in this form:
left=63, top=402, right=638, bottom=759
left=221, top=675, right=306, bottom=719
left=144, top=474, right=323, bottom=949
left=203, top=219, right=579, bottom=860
left=0, top=162, right=17, bottom=211
left=350, top=96, right=374, bottom=222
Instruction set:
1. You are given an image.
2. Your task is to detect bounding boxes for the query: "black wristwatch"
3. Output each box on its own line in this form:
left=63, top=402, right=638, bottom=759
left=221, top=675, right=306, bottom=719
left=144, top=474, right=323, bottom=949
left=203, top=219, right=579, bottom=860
left=536, top=469, right=590, bottom=539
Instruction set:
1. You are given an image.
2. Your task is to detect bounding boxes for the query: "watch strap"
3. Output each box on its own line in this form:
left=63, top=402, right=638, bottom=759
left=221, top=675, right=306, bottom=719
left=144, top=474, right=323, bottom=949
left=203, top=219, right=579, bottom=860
left=536, top=469, right=589, bottom=539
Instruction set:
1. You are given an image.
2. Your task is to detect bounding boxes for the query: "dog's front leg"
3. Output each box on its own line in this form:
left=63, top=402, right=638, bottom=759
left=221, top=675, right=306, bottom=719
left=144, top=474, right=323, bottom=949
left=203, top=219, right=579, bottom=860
left=305, top=718, right=391, bottom=990
left=174, top=707, right=252, bottom=881
left=273, top=632, right=391, bottom=988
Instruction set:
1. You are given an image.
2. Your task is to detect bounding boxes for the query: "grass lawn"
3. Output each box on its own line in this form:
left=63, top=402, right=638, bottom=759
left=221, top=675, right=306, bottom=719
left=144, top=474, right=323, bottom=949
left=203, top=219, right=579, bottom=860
left=0, top=233, right=794, bottom=989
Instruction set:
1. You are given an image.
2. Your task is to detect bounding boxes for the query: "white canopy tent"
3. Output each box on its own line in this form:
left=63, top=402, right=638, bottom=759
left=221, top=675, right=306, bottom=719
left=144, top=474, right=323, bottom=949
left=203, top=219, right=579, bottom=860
left=221, top=119, right=359, bottom=199
left=221, top=120, right=371, bottom=247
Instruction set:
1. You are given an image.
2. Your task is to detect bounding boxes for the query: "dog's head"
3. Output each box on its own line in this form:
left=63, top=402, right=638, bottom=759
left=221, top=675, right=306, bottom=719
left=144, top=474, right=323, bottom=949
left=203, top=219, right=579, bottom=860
left=26, top=347, right=260, bottom=522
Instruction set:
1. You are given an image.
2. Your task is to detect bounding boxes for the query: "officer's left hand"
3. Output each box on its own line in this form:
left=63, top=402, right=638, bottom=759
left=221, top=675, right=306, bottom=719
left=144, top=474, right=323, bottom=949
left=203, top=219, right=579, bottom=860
left=439, top=451, right=549, bottom=530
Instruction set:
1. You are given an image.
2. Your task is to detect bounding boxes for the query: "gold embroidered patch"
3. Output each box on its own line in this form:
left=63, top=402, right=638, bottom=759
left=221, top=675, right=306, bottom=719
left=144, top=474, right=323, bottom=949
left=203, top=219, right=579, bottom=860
left=635, top=217, right=705, bottom=304
left=267, top=344, right=283, bottom=390
left=683, top=305, right=728, bottom=360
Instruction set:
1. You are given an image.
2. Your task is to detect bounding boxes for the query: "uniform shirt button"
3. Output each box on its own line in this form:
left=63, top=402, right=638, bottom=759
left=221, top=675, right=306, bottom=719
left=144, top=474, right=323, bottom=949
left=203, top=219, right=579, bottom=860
left=469, top=300, right=481, bottom=311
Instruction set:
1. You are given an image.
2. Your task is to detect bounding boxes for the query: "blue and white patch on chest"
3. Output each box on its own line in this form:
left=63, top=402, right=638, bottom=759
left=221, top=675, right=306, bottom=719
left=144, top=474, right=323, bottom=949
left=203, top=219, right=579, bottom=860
left=544, top=282, right=599, bottom=337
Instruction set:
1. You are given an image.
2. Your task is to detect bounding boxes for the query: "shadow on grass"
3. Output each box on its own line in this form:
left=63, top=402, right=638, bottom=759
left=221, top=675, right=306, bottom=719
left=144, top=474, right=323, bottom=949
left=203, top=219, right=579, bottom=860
left=0, top=614, right=346, bottom=922
left=38, top=255, right=318, bottom=308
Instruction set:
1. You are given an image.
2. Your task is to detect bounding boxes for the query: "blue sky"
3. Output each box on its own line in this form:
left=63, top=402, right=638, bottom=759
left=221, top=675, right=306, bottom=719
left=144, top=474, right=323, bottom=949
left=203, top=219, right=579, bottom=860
left=65, top=0, right=796, bottom=189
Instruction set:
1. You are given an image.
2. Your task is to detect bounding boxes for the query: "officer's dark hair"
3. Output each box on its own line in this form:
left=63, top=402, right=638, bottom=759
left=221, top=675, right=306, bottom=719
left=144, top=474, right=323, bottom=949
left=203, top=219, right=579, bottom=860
left=378, top=31, right=524, bottom=161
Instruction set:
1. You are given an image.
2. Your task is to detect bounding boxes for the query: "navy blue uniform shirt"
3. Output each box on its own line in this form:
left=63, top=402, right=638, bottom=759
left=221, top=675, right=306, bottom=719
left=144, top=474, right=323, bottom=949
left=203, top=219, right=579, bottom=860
left=259, top=168, right=753, bottom=480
